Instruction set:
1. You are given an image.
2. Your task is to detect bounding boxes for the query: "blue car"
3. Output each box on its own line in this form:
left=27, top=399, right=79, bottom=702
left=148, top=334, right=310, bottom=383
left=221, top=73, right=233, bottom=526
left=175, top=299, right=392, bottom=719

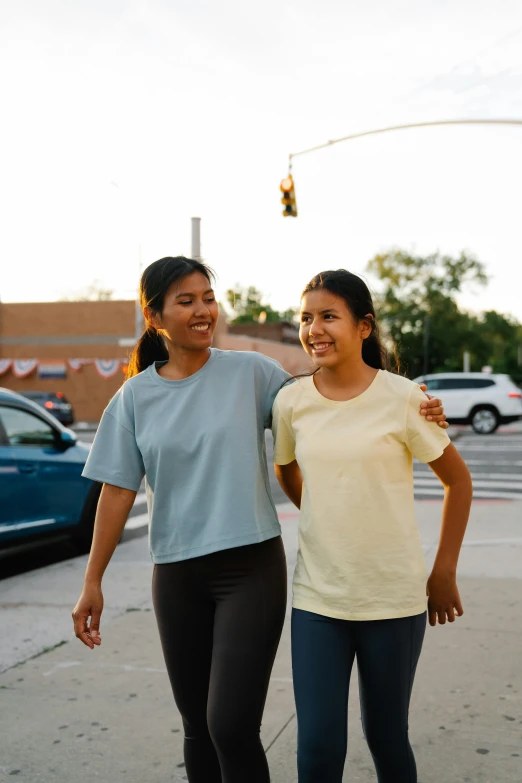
left=0, top=388, right=101, bottom=553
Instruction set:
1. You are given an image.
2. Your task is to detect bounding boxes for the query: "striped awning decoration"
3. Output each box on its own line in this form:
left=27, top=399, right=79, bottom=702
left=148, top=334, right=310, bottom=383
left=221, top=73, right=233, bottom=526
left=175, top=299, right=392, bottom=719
left=0, top=359, right=125, bottom=379
left=68, top=358, right=94, bottom=372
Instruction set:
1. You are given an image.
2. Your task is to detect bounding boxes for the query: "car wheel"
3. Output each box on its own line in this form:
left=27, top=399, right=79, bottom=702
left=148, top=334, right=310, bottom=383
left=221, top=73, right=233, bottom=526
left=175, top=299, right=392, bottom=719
left=71, top=482, right=102, bottom=554
left=471, top=407, right=499, bottom=435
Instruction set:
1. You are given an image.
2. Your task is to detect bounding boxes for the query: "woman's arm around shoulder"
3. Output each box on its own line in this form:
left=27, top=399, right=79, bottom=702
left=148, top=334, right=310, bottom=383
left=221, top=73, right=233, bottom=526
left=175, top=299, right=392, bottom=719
left=417, top=382, right=448, bottom=429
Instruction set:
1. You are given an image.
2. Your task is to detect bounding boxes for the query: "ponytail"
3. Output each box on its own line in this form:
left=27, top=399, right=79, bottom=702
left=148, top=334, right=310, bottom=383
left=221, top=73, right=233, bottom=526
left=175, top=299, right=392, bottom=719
left=361, top=323, right=387, bottom=371
left=126, top=327, right=169, bottom=379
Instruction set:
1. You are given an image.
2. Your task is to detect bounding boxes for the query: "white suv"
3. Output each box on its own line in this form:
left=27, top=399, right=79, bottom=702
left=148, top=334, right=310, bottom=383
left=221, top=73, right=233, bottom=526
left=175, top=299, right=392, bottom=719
left=413, top=372, right=522, bottom=434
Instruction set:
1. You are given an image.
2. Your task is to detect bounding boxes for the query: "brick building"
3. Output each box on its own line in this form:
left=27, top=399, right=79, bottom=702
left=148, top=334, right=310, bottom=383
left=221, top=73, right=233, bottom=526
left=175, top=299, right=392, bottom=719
left=0, top=301, right=310, bottom=422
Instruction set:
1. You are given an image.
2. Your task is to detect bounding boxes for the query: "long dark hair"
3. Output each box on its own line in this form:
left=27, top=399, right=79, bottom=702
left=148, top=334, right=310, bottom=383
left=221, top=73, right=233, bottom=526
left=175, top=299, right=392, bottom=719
left=126, top=256, right=215, bottom=379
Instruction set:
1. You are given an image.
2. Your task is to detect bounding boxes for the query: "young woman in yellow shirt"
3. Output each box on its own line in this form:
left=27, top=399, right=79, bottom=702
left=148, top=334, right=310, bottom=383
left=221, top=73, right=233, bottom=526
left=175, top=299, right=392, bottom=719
left=272, top=269, right=472, bottom=783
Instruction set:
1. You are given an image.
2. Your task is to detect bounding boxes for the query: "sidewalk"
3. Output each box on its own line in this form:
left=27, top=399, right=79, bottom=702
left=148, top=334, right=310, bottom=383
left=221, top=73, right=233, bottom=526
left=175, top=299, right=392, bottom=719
left=1, top=500, right=521, bottom=782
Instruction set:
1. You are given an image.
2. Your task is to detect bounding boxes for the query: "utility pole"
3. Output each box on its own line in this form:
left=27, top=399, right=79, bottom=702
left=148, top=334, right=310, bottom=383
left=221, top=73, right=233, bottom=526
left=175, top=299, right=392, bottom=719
left=191, top=217, right=201, bottom=260
left=135, top=243, right=144, bottom=340
left=423, top=316, right=431, bottom=378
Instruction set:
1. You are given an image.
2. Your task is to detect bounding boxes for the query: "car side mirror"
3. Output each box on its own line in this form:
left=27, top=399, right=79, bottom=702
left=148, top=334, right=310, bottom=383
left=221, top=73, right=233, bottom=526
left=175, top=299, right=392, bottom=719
left=59, top=429, right=77, bottom=449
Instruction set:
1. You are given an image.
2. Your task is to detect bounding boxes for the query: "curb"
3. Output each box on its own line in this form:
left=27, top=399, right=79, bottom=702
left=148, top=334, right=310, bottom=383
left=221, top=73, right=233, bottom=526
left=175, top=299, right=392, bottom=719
left=72, top=422, right=99, bottom=432
left=447, top=425, right=466, bottom=441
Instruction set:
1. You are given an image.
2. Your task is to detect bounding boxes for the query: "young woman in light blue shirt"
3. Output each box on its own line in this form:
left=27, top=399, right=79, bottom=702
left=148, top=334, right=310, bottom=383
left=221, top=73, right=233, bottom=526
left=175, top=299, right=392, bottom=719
left=71, top=256, right=447, bottom=783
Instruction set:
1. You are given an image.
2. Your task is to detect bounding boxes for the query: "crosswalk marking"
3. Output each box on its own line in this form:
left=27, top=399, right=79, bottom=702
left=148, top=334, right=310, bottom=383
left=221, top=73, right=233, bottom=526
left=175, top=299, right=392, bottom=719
left=418, top=430, right=522, bottom=500
left=461, top=460, right=522, bottom=467
left=415, top=471, right=521, bottom=481
left=457, top=445, right=522, bottom=452
left=415, top=487, right=522, bottom=500
left=414, top=476, right=522, bottom=490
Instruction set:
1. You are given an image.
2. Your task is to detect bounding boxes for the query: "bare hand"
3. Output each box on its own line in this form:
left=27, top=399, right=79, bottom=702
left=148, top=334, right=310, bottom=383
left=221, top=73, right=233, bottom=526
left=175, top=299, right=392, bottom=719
left=72, top=583, right=104, bottom=649
left=427, top=570, right=463, bottom=626
left=419, top=384, right=448, bottom=429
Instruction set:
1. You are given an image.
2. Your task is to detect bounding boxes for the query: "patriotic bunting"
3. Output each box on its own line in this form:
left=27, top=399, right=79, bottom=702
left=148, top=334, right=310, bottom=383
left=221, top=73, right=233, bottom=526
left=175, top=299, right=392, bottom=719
left=12, top=360, right=38, bottom=378
left=68, top=358, right=93, bottom=371
left=1, top=358, right=123, bottom=379
left=94, top=359, right=121, bottom=378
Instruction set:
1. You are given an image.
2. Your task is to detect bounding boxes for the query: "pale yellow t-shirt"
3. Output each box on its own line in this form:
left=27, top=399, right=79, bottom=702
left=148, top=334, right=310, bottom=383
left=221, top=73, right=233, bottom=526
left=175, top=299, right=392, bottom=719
left=272, top=370, right=451, bottom=621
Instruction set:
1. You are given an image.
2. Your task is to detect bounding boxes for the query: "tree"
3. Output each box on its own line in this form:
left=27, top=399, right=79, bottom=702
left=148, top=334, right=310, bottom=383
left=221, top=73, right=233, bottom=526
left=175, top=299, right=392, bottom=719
left=475, top=311, right=522, bottom=377
left=225, top=286, right=297, bottom=324
left=366, top=250, right=490, bottom=377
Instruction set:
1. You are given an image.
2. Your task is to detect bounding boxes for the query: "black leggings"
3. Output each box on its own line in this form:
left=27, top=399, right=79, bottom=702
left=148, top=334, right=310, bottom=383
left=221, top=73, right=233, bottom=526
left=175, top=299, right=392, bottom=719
left=152, top=536, right=287, bottom=783
left=292, top=608, right=426, bottom=783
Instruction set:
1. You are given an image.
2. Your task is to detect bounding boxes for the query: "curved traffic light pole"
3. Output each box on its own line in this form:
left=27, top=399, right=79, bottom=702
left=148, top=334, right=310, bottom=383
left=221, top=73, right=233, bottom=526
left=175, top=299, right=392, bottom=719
left=281, top=118, right=522, bottom=216
left=287, top=118, right=522, bottom=171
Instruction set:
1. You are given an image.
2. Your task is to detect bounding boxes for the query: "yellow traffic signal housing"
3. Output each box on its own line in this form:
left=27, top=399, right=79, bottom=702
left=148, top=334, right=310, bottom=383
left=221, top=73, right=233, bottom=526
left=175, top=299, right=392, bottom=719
left=280, top=175, right=298, bottom=217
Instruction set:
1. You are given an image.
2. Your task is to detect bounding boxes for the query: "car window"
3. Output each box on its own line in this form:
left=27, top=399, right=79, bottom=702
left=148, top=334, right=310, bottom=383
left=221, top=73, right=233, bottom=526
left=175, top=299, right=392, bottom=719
left=0, top=406, right=57, bottom=447
left=426, top=378, right=496, bottom=390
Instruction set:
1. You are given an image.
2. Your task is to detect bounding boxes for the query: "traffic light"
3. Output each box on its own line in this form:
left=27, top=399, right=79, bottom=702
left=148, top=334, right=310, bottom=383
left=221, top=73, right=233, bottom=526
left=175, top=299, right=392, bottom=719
left=280, top=175, right=298, bottom=217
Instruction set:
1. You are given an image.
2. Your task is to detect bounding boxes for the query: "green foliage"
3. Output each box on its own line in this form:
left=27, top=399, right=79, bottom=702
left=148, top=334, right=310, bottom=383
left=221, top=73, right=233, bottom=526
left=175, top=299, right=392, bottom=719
left=367, top=250, right=520, bottom=378
left=226, top=286, right=297, bottom=324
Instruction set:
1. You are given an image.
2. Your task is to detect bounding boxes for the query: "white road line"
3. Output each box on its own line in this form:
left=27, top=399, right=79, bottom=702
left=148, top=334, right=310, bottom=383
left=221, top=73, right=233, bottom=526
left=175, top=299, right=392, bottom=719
left=414, top=477, right=522, bottom=490
left=453, top=460, right=522, bottom=467
left=457, top=446, right=522, bottom=452
left=414, top=487, right=522, bottom=499
left=459, top=434, right=522, bottom=439
left=414, top=472, right=522, bottom=482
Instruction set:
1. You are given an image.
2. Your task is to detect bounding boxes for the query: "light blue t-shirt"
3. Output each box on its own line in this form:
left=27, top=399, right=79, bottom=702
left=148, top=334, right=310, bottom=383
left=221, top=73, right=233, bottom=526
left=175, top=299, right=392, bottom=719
left=82, top=349, right=290, bottom=563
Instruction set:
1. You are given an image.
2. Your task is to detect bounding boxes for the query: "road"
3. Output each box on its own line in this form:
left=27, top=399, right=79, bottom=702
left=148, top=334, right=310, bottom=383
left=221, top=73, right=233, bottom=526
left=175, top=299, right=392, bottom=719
left=415, top=422, right=522, bottom=500
left=1, top=424, right=521, bottom=781
left=2, top=424, right=521, bottom=580
left=1, top=483, right=521, bottom=780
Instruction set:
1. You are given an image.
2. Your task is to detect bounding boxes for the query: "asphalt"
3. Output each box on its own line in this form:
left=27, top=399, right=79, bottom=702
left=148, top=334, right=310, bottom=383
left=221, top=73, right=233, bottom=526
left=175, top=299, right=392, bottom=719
left=1, top=483, right=521, bottom=782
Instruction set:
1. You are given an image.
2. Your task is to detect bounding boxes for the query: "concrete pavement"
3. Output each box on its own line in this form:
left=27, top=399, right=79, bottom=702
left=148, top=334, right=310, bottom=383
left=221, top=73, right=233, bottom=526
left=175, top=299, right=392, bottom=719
left=1, top=498, right=521, bottom=782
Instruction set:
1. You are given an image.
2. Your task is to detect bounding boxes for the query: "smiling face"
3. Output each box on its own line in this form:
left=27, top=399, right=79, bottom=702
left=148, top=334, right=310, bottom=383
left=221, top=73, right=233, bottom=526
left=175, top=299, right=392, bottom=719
left=300, top=288, right=373, bottom=369
left=144, top=271, right=219, bottom=352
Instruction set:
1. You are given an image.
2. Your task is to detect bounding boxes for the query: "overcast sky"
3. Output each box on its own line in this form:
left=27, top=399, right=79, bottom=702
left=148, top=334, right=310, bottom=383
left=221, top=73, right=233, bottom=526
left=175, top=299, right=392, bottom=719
left=1, top=0, right=521, bottom=320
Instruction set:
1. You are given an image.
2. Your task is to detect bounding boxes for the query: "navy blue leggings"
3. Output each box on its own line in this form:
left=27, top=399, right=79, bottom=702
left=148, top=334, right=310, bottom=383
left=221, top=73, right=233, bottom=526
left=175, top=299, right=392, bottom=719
left=292, top=609, right=426, bottom=783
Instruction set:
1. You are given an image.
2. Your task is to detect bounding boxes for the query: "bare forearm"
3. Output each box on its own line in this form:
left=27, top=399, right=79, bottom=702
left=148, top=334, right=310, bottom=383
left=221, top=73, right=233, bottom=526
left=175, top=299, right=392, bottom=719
left=427, top=443, right=473, bottom=575
left=274, top=461, right=303, bottom=509
left=432, top=481, right=472, bottom=574
left=84, top=484, right=136, bottom=585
